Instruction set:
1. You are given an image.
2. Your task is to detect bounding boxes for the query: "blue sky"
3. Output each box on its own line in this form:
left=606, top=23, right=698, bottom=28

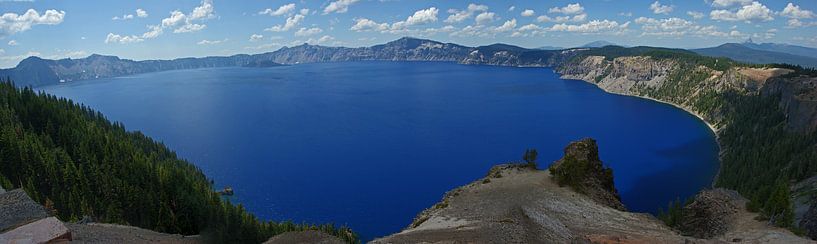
left=0, top=0, right=816, bottom=68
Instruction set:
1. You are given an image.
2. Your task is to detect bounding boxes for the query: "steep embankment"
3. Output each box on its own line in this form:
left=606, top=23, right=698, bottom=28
left=374, top=139, right=809, bottom=243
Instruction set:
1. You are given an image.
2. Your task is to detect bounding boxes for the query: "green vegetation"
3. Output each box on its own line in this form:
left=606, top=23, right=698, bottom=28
left=0, top=81, right=358, bottom=243
left=657, top=197, right=690, bottom=228
left=522, top=149, right=538, bottom=168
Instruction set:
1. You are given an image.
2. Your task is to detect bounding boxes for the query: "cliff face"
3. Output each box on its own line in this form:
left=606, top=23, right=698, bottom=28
left=763, top=76, right=817, bottom=133
left=549, top=138, right=625, bottom=211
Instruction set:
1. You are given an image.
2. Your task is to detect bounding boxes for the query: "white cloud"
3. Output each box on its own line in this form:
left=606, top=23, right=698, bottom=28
left=710, top=0, right=752, bottom=8
left=548, top=3, right=584, bottom=15
left=445, top=4, right=489, bottom=23
left=0, top=9, right=65, bottom=37
left=537, top=14, right=586, bottom=23
left=494, top=18, right=517, bottom=32
left=142, top=25, right=162, bottom=39
left=7, top=40, right=18, bottom=46
left=400, top=7, right=438, bottom=26
left=687, top=11, right=704, bottom=20
left=190, top=0, right=215, bottom=20
left=350, top=18, right=389, bottom=32
left=634, top=16, right=740, bottom=38
left=323, top=0, right=359, bottom=14
left=650, top=1, right=673, bottom=15
left=136, top=8, right=148, bottom=18
left=294, top=27, right=323, bottom=37
left=161, top=10, right=186, bottom=28
left=710, top=1, right=773, bottom=22
left=265, top=14, right=305, bottom=32
left=112, top=14, right=133, bottom=20
left=781, top=3, right=815, bottom=19
left=249, top=34, right=263, bottom=42
left=508, top=6, right=515, bottom=12
left=787, top=18, right=817, bottom=28
left=105, top=33, right=144, bottom=44
left=174, top=23, right=206, bottom=33
left=259, top=3, right=296, bottom=16
left=197, top=39, right=226, bottom=45
left=548, top=19, right=628, bottom=33
left=521, top=9, right=535, bottom=17
left=354, top=7, right=439, bottom=33
left=300, top=9, right=310, bottom=15
left=475, top=12, right=496, bottom=25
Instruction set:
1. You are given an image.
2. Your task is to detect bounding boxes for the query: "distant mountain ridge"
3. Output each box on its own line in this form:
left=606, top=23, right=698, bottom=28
left=1, top=37, right=565, bottom=87
left=692, top=43, right=817, bottom=68
left=740, top=41, right=817, bottom=59
left=4, top=37, right=816, bottom=88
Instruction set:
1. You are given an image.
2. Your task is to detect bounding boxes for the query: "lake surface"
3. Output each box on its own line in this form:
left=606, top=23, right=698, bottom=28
left=40, top=61, right=719, bottom=240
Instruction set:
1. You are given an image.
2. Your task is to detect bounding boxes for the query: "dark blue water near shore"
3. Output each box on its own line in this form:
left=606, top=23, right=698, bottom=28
left=40, top=61, right=719, bottom=240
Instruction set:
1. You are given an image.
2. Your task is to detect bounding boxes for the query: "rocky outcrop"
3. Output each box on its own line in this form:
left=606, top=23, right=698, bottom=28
left=549, top=138, right=625, bottom=211
left=678, top=188, right=743, bottom=238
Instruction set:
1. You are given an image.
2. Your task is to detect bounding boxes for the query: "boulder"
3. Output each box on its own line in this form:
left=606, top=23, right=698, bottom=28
left=0, top=217, right=72, bottom=243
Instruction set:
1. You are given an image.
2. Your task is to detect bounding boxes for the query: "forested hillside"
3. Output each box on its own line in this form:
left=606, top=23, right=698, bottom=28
left=0, top=81, right=358, bottom=243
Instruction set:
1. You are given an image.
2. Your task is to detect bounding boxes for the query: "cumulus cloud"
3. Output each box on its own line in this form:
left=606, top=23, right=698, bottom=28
left=475, top=12, right=496, bottom=25
left=521, top=9, right=535, bottom=17
left=190, top=0, right=215, bottom=20
left=259, top=3, right=296, bottom=16
left=294, top=27, right=323, bottom=37
left=112, top=14, right=133, bottom=20
left=787, top=18, right=817, bottom=28
left=8, top=40, right=18, bottom=46
left=106, top=0, right=214, bottom=44
left=538, top=3, right=586, bottom=23
left=710, top=0, right=752, bottom=8
left=0, top=9, right=65, bottom=37
left=687, top=11, right=705, bottom=20
left=548, top=3, right=584, bottom=15
left=710, top=1, right=773, bottom=22
left=264, top=14, right=305, bottom=32
left=445, top=4, right=489, bottom=23
left=197, top=39, right=227, bottom=45
left=136, top=8, right=148, bottom=18
left=350, top=18, right=389, bottom=32
left=634, top=16, right=739, bottom=38
left=324, top=0, right=359, bottom=14
left=493, top=18, right=517, bottom=32
left=781, top=3, right=815, bottom=19
left=105, top=33, right=144, bottom=44
left=249, top=34, right=264, bottom=42
left=650, top=1, right=674, bottom=15
left=548, top=19, right=628, bottom=33
left=352, top=7, right=439, bottom=33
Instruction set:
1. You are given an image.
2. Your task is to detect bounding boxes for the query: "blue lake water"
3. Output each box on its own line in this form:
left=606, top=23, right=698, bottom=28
left=40, top=61, right=719, bottom=240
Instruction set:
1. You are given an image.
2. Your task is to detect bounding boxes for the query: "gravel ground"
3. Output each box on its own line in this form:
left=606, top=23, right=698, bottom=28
left=67, top=223, right=201, bottom=244
left=264, top=230, right=345, bottom=244
left=0, top=189, right=48, bottom=232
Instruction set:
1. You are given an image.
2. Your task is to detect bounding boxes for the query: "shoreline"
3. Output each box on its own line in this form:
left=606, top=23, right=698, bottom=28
left=562, top=75, right=725, bottom=188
